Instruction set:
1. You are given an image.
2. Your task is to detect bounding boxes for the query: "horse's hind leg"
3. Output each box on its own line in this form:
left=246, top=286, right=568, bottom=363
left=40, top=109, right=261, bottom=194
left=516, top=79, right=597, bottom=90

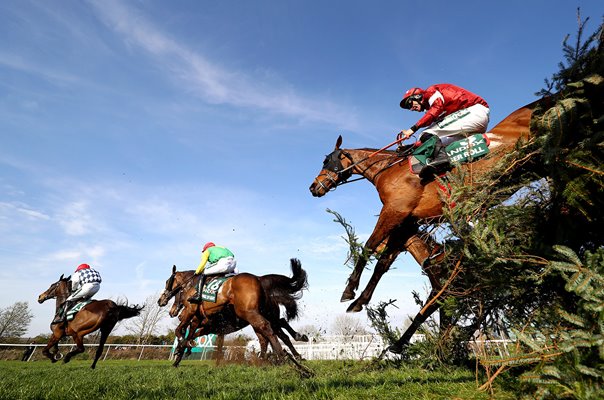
left=91, top=322, right=115, bottom=369
left=280, top=318, right=308, bottom=342
left=276, top=328, right=303, bottom=360
left=244, top=311, right=285, bottom=361
left=64, top=334, right=86, bottom=364
left=388, top=296, right=441, bottom=354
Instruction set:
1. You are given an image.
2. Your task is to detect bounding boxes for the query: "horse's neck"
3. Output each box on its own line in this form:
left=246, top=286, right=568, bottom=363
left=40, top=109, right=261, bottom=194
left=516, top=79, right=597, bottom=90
left=55, top=285, right=69, bottom=307
left=347, top=149, right=395, bottom=182
left=176, top=271, right=195, bottom=289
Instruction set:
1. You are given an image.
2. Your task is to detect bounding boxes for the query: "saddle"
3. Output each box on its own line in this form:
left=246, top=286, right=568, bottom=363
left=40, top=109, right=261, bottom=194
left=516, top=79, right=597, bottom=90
left=66, top=300, right=93, bottom=321
left=408, top=133, right=491, bottom=175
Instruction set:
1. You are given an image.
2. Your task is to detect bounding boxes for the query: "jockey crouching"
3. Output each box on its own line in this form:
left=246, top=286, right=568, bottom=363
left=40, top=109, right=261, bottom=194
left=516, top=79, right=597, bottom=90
left=397, top=84, right=490, bottom=180
left=188, top=242, right=238, bottom=306
left=52, top=263, right=101, bottom=325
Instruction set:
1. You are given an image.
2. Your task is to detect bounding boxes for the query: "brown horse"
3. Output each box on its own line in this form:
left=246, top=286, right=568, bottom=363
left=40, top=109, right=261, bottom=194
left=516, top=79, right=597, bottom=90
left=161, top=266, right=308, bottom=360
left=166, top=272, right=308, bottom=360
left=158, top=259, right=308, bottom=367
left=37, top=274, right=142, bottom=368
left=309, top=101, right=536, bottom=352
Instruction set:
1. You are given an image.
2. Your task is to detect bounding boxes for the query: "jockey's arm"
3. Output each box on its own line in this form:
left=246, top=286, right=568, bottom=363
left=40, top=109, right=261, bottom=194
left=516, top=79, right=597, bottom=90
left=70, top=272, right=81, bottom=292
left=195, top=250, right=210, bottom=275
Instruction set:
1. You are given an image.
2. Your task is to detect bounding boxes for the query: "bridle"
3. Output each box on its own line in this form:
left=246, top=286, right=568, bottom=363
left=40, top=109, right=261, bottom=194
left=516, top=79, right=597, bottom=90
left=314, top=149, right=358, bottom=192
left=163, top=271, right=195, bottom=301
left=315, top=146, right=411, bottom=191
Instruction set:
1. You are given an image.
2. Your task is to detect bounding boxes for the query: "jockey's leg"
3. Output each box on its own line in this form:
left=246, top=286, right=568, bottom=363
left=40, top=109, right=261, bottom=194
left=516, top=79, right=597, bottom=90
left=187, top=274, right=206, bottom=303
left=51, top=300, right=75, bottom=325
left=419, top=133, right=452, bottom=179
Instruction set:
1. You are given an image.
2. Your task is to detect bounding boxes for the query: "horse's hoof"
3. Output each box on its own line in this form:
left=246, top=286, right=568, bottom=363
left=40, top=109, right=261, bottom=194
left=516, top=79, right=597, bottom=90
left=387, top=343, right=406, bottom=354
left=340, top=290, right=355, bottom=302
left=346, top=301, right=363, bottom=313
left=298, top=334, right=309, bottom=342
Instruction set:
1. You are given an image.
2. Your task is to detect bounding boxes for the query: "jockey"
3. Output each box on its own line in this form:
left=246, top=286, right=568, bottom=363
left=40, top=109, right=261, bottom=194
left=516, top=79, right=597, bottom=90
left=51, top=263, right=102, bottom=325
left=397, top=83, right=490, bottom=178
left=188, top=242, right=238, bottom=303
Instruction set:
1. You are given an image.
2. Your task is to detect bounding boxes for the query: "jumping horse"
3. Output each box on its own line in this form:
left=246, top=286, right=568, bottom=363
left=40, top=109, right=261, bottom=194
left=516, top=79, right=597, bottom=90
left=158, top=258, right=309, bottom=369
left=38, top=274, right=142, bottom=368
left=309, top=100, right=537, bottom=352
left=160, top=264, right=309, bottom=361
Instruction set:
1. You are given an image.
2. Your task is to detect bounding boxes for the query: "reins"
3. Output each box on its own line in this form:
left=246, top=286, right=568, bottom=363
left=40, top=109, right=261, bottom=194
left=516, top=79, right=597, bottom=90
left=332, top=143, right=415, bottom=187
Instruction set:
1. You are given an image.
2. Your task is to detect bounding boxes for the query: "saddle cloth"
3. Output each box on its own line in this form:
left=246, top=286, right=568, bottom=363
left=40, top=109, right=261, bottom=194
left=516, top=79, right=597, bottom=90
left=409, top=133, right=490, bottom=175
left=201, top=276, right=230, bottom=302
left=66, top=300, right=93, bottom=321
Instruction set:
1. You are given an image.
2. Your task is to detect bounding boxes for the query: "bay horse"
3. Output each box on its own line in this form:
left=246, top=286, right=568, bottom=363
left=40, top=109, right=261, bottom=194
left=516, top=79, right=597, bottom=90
left=162, top=266, right=308, bottom=361
left=37, top=274, right=142, bottom=368
left=158, top=259, right=309, bottom=368
left=165, top=274, right=308, bottom=361
left=309, top=100, right=537, bottom=352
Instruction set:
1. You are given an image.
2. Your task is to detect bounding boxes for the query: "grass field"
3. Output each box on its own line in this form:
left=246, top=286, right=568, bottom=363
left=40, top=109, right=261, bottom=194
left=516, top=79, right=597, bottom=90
left=0, top=359, right=518, bottom=399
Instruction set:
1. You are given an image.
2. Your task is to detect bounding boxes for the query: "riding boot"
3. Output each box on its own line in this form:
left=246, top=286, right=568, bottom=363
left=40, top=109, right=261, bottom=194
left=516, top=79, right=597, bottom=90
left=419, top=137, right=451, bottom=180
left=51, top=306, right=64, bottom=325
left=51, top=301, right=72, bottom=325
left=187, top=274, right=206, bottom=303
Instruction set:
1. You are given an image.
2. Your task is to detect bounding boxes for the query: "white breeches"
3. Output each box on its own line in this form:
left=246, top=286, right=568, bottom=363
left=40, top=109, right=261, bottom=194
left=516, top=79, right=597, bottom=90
left=66, top=282, right=100, bottom=302
left=422, top=104, right=490, bottom=139
left=205, top=256, right=238, bottom=275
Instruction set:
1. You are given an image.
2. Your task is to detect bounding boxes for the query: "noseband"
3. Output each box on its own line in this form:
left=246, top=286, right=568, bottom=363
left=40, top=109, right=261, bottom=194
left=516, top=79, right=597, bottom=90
left=314, top=149, right=354, bottom=191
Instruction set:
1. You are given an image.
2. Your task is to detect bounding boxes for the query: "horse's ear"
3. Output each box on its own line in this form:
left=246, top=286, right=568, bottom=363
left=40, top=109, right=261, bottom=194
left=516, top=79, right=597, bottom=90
left=335, top=135, right=342, bottom=149
left=172, top=265, right=177, bottom=273
left=66, top=275, right=71, bottom=281
left=59, top=274, right=64, bottom=280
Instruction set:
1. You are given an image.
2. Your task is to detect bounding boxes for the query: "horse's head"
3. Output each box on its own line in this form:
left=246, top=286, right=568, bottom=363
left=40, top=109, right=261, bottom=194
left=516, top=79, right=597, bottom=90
left=158, top=265, right=178, bottom=307
left=38, top=274, right=71, bottom=304
left=309, top=135, right=353, bottom=197
left=169, top=289, right=185, bottom=318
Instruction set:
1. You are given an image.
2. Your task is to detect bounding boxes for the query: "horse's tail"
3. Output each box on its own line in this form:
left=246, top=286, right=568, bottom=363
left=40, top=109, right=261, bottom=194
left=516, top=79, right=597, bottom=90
left=115, top=302, right=144, bottom=321
left=260, top=258, right=308, bottom=321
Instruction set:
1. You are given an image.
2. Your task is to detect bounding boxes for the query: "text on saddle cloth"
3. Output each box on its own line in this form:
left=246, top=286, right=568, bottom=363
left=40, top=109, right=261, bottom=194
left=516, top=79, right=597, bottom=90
left=201, top=276, right=231, bottom=303
left=66, top=300, right=93, bottom=321
left=408, top=133, right=491, bottom=175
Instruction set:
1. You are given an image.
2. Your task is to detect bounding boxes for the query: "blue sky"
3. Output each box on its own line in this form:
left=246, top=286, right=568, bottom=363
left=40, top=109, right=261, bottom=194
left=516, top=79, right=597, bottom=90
left=1, top=0, right=601, bottom=337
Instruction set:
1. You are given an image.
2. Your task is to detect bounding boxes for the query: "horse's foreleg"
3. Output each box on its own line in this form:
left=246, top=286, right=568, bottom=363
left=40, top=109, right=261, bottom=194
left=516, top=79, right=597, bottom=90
left=213, top=334, right=225, bottom=364
left=42, top=333, right=62, bottom=363
left=347, top=246, right=402, bottom=313
left=341, top=210, right=403, bottom=302
left=173, top=309, right=196, bottom=367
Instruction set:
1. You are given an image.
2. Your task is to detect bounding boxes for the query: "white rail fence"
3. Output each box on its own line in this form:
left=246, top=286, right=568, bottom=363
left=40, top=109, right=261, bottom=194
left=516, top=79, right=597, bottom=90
left=1, top=336, right=515, bottom=362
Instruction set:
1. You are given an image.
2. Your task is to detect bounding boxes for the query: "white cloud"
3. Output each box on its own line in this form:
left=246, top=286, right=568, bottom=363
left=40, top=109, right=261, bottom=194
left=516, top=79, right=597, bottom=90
left=89, top=0, right=358, bottom=131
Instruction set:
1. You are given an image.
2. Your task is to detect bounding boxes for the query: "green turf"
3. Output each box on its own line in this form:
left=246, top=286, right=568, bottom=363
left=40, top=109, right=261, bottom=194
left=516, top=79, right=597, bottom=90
left=0, top=359, right=517, bottom=399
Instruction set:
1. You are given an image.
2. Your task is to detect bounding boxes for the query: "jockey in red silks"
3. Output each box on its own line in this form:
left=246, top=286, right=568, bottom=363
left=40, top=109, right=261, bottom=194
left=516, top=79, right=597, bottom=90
left=397, top=83, right=490, bottom=178
left=52, top=263, right=102, bottom=324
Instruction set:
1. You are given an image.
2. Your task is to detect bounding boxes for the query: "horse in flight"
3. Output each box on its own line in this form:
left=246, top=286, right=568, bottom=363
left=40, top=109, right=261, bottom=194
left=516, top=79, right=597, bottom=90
left=158, top=258, right=309, bottom=369
left=309, top=100, right=537, bottom=352
left=38, top=274, right=142, bottom=368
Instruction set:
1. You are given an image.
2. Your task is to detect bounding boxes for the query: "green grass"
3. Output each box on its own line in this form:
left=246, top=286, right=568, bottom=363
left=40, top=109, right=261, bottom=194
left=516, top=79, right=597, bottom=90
left=0, top=359, right=517, bottom=399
